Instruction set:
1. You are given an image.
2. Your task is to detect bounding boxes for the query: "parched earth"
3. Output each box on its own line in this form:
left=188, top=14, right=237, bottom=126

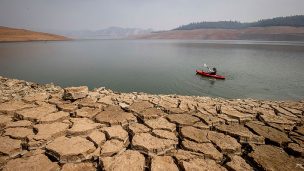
left=0, top=76, right=303, bottom=171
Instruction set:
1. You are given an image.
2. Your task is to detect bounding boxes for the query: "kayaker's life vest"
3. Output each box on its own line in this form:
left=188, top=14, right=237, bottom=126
left=210, top=68, right=217, bottom=75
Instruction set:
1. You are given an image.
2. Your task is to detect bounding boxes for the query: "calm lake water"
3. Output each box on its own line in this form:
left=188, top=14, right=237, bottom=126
left=1, top=40, right=304, bottom=100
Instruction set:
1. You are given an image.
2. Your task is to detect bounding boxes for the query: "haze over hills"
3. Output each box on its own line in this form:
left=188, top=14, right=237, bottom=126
left=134, top=15, right=304, bottom=41
left=51, top=27, right=153, bottom=39
left=0, top=26, right=152, bottom=41
left=1, top=15, right=304, bottom=41
left=0, top=26, right=68, bottom=42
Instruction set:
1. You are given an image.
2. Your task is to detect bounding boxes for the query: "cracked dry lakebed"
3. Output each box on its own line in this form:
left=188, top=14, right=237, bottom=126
left=0, top=76, right=303, bottom=171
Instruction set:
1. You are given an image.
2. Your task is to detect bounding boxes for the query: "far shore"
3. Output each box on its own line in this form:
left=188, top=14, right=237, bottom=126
left=2, top=26, right=304, bottom=42
left=0, top=26, right=69, bottom=42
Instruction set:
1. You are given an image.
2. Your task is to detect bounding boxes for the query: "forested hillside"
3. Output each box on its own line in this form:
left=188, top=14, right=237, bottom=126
left=174, top=15, right=304, bottom=30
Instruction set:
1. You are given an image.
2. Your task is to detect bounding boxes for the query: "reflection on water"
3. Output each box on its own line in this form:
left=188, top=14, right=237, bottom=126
left=0, top=40, right=304, bottom=100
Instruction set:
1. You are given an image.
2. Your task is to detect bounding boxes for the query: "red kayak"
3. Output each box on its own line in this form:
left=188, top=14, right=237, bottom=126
left=196, top=70, right=225, bottom=79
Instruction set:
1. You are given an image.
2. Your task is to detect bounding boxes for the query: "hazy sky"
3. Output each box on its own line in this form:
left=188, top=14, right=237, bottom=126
left=0, top=0, right=303, bottom=31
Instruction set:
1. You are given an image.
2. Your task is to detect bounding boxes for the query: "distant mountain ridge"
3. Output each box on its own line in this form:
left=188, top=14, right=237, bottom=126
left=174, top=15, right=304, bottom=30
left=58, top=27, right=153, bottom=39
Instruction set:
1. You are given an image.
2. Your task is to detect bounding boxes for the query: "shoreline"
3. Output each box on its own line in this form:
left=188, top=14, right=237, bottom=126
left=1, top=37, right=304, bottom=47
left=0, top=75, right=303, bottom=170
left=0, top=39, right=72, bottom=43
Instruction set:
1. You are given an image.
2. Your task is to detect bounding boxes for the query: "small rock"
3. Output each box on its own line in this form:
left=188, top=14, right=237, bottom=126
left=165, top=107, right=187, bottom=114
left=0, top=136, right=22, bottom=157
left=169, top=149, right=204, bottom=161
left=136, top=108, right=166, bottom=120
left=152, top=130, right=178, bottom=141
left=22, top=149, right=45, bottom=157
left=119, top=102, right=129, bottom=110
left=144, top=117, right=176, bottom=132
left=32, top=122, right=69, bottom=141
left=100, top=139, right=126, bottom=157
left=180, top=160, right=202, bottom=170
left=132, top=133, right=177, bottom=156
left=39, top=111, right=70, bottom=124
left=63, top=86, right=89, bottom=100
left=129, top=101, right=154, bottom=113
left=0, top=100, right=35, bottom=114
left=0, top=115, right=12, bottom=128
left=207, top=131, right=241, bottom=154
left=86, top=130, right=106, bottom=147
left=4, top=127, right=34, bottom=140
left=102, top=125, right=129, bottom=143
left=23, top=92, right=49, bottom=102
left=14, top=104, right=57, bottom=122
left=221, top=107, right=254, bottom=123
left=47, top=97, right=65, bottom=105
left=68, top=118, right=102, bottom=136
left=151, top=156, right=179, bottom=171
left=258, top=110, right=295, bottom=125
left=249, top=145, right=303, bottom=171
left=98, top=96, right=115, bottom=105
left=180, top=126, right=210, bottom=143
left=287, top=143, right=304, bottom=157
left=218, top=114, right=239, bottom=124
left=128, top=123, right=151, bottom=135
left=281, top=106, right=302, bottom=116
left=5, top=120, right=32, bottom=128
left=295, top=126, right=304, bottom=136
left=215, top=124, right=265, bottom=144
left=104, top=105, right=123, bottom=112
left=46, top=136, right=96, bottom=163
left=166, top=114, right=200, bottom=126
left=179, top=99, right=197, bottom=112
left=95, top=110, right=137, bottom=126
left=181, top=158, right=227, bottom=171
left=57, top=103, right=78, bottom=113
left=158, top=98, right=179, bottom=112
left=75, top=97, right=98, bottom=107
left=272, top=105, right=297, bottom=118
left=290, top=132, right=304, bottom=147
left=61, top=163, right=96, bottom=171
left=181, top=140, right=223, bottom=162
left=245, top=122, right=291, bottom=146
left=226, top=155, right=253, bottom=171
left=192, top=112, right=224, bottom=126
left=75, top=107, right=100, bottom=118
left=192, top=122, right=210, bottom=130
left=3, top=154, right=60, bottom=171
left=101, top=150, right=145, bottom=171
left=267, top=123, right=295, bottom=132
left=116, top=94, right=135, bottom=105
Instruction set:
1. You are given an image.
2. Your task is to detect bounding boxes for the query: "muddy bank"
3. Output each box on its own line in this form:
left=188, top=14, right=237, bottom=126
left=0, top=76, right=303, bottom=170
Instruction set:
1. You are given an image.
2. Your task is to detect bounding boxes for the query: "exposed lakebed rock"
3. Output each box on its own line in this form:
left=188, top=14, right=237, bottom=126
left=0, top=76, right=303, bottom=170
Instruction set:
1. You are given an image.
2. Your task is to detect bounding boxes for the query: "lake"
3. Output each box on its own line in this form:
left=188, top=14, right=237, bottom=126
left=0, top=40, right=304, bottom=100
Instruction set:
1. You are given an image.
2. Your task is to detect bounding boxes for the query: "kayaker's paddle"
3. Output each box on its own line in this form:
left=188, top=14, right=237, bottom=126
left=203, top=63, right=211, bottom=72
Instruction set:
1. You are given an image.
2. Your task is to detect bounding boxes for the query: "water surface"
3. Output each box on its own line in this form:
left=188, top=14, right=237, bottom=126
left=0, top=40, right=304, bottom=100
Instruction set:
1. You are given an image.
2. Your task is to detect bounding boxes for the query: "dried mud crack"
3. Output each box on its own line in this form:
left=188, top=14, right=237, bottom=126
left=0, top=76, right=303, bottom=171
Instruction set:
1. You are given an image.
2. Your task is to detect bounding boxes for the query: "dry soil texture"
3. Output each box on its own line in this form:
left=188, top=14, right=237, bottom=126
left=0, top=76, right=303, bottom=171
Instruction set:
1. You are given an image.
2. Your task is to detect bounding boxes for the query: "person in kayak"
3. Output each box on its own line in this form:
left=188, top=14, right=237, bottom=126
left=208, top=67, right=217, bottom=75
